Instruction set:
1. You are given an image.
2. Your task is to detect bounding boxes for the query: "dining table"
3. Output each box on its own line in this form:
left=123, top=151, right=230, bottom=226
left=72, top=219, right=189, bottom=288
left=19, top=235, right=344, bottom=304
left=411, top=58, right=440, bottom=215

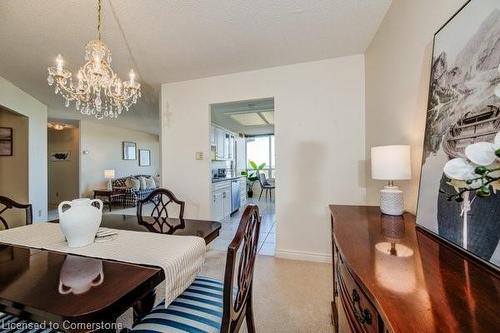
left=0, top=214, right=222, bottom=332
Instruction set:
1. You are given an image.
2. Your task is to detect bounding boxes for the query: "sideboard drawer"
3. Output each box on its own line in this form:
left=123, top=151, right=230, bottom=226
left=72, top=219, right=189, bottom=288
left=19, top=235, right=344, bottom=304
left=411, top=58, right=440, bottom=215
left=337, top=259, right=379, bottom=333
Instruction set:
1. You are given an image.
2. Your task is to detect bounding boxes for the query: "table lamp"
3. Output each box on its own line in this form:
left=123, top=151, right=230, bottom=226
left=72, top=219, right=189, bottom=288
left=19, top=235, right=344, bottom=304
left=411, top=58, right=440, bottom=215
left=371, top=145, right=411, bottom=215
left=104, top=169, right=115, bottom=191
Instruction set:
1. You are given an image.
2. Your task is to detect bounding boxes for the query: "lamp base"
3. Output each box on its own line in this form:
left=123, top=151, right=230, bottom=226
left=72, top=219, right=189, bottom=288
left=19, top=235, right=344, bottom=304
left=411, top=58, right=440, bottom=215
left=379, top=185, right=404, bottom=216
left=106, top=179, right=113, bottom=191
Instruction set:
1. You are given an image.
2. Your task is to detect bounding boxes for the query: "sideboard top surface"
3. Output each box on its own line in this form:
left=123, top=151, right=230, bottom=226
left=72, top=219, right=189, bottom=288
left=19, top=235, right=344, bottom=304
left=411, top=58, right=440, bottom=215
left=330, top=205, right=500, bottom=333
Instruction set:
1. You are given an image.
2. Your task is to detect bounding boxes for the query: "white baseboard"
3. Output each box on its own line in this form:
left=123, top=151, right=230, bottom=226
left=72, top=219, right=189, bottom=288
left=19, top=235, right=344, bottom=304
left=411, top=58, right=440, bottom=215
left=275, top=249, right=332, bottom=263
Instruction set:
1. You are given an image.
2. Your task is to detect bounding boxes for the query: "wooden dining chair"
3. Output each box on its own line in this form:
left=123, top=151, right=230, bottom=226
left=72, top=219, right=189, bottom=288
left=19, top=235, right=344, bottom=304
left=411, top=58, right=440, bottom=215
left=258, top=172, right=275, bottom=201
left=132, top=204, right=261, bottom=333
left=0, top=196, right=33, bottom=230
left=136, top=188, right=186, bottom=233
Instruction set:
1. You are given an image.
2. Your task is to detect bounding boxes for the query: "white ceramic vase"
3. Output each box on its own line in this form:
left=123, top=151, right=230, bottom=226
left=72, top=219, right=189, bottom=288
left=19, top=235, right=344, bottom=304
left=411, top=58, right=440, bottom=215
left=58, top=256, right=104, bottom=295
left=58, top=198, right=103, bottom=248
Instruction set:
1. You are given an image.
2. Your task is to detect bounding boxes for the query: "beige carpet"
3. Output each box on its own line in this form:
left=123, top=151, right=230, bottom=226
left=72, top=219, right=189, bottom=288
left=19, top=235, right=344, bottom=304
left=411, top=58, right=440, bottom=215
left=202, top=250, right=334, bottom=333
left=118, top=250, right=333, bottom=332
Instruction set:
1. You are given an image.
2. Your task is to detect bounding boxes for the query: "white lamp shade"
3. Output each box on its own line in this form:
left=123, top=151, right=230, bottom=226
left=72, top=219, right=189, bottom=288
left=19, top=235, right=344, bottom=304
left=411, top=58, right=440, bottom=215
left=104, top=169, right=115, bottom=179
left=371, top=145, right=411, bottom=180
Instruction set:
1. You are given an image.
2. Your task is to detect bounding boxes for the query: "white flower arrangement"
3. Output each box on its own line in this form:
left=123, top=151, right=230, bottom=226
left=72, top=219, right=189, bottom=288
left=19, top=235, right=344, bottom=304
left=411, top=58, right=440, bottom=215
left=443, top=132, right=500, bottom=201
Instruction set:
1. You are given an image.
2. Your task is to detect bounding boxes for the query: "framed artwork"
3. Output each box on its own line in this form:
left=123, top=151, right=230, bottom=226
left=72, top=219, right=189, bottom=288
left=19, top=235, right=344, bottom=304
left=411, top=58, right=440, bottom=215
left=50, top=152, right=70, bottom=161
left=139, top=149, right=151, bottom=166
left=123, top=141, right=137, bottom=160
left=0, top=127, right=13, bottom=156
left=416, top=0, right=500, bottom=270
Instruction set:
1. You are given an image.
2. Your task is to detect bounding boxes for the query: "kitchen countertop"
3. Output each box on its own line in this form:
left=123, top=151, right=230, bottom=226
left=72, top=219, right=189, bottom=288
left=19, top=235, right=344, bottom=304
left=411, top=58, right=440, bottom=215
left=211, top=175, right=245, bottom=183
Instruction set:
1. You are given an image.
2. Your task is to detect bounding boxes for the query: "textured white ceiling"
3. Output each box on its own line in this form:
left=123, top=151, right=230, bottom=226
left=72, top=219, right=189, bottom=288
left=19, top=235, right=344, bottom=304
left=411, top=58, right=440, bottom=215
left=0, top=0, right=391, bottom=133
left=212, top=98, right=275, bottom=135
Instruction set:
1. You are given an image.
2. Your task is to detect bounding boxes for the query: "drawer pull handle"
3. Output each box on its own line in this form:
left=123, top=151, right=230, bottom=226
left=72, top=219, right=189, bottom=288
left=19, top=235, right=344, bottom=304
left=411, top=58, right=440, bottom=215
left=351, top=289, right=372, bottom=325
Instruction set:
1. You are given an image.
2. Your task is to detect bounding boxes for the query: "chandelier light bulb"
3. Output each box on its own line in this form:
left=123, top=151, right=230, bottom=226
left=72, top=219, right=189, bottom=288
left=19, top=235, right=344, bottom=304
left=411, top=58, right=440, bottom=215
left=94, top=54, right=101, bottom=72
left=117, top=80, right=122, bottom=94
left=56, top=54, right=64, bottom=74
left=129, top=69, right=136, bottom=84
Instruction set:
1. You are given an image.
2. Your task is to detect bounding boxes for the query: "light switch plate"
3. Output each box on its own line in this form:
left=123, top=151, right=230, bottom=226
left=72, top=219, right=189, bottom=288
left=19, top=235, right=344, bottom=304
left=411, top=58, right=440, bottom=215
left=195, top=152, right=204, bottom=160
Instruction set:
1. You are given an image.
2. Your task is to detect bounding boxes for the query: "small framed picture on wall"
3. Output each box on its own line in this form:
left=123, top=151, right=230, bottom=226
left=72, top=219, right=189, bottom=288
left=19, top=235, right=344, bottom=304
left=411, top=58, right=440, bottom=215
left=123, top=141, right=137, bottom=160
left=0, top=127, right=13, bottom=156
left=139, top=149, right=151, bottom=166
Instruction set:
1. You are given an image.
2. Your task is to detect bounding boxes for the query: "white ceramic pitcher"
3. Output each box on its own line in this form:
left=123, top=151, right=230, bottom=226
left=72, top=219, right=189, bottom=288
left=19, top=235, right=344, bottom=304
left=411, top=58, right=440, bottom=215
left=58, top=256, right=104, bottom=295
left=58, top=198, right=103, bottom=248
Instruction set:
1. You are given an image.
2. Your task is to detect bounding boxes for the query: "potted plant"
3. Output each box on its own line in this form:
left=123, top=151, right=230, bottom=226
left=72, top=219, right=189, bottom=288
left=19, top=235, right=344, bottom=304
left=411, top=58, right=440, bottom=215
left=241, top=161, right=266, bottom=198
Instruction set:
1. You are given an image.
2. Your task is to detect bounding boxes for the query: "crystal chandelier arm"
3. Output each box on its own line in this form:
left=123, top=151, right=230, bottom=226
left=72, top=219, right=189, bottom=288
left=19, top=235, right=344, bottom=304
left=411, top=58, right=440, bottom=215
left=54, top=71, right=91, bottom=101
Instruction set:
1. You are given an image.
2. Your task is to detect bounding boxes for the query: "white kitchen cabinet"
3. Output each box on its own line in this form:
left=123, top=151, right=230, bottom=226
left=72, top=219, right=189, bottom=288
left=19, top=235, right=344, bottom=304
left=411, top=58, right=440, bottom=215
left=211, top=124, right=238, bottom=162
left=236, top=137, right=246, bottom=173
left=223, top=132, right=230, bottom=159
left=215, top=127, right=225, bottom=160
left=212, top=191, right=224, bottom=221
left=228, top=134, right=235, bottom=160
left=211, top=181, right=232, bottom=221
left=210, top=125, right=216, bottom=146
left=222, top=186, right=231, bottom=217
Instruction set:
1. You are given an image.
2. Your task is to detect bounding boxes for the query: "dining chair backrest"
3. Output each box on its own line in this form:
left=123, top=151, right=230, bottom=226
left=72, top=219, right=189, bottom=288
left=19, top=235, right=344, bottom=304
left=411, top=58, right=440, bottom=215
left=258, top=173, right=268, bottom=187
left=136, top=188, right=185, bottom=232
left=221, top=204, right=261, bottom=333
left=0, top=196, right=33, bottom=230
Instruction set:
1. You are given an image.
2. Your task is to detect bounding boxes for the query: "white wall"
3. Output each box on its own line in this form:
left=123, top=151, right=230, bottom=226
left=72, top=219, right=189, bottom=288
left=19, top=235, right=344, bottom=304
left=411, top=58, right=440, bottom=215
left=79, top=120, right=160, bottom=197
left=0, top=75, right=47, bottom=222
left=161, top=55, right=366, bottom=261
left=365, top=0, right=468, bottom=213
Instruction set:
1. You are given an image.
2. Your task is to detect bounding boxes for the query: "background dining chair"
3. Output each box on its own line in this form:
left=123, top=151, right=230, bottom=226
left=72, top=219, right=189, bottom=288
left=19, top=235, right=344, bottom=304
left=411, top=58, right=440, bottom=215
left=258, top=173, right=275, bottom=201
left=136, top=188, right=185, bottom=233
left=132, top=204, right=261, bottom=333
left=0, top=196, right=33, bottom=230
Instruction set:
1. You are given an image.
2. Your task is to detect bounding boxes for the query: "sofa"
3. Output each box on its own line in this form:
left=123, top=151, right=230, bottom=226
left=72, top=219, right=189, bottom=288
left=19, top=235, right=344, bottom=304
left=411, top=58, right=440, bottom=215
left=112, top=175, right=159, bottom=207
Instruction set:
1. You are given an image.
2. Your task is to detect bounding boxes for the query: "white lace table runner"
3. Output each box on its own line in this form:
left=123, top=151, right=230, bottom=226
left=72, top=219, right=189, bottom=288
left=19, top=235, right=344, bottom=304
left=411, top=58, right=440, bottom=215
left=0, top=223, right=206, bottom=306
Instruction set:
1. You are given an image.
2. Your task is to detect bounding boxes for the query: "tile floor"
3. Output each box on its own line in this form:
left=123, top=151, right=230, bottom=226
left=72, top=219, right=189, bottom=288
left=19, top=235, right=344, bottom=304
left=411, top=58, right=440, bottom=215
left=208, top=197, right=276, bottom=256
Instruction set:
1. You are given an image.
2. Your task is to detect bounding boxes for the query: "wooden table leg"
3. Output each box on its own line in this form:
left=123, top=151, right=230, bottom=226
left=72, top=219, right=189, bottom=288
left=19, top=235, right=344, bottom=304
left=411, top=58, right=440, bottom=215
left=133, top=289, right=156, bottom=326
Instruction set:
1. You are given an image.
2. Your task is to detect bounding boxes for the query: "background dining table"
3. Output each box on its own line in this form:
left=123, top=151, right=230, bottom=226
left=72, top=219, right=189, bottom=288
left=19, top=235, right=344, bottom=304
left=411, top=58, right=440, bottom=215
left=51, top=214, right=222, bottom=245
left=0, top=214, right=221, bottom=332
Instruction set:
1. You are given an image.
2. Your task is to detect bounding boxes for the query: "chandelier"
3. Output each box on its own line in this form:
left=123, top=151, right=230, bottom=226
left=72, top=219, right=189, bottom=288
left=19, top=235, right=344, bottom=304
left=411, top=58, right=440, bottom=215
left=47, top=0, right=141, bottom=119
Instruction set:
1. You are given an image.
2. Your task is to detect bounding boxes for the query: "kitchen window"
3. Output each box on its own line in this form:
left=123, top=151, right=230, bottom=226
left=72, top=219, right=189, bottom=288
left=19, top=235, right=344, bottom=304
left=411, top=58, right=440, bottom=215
left=246, top=134, right=275, bottom=179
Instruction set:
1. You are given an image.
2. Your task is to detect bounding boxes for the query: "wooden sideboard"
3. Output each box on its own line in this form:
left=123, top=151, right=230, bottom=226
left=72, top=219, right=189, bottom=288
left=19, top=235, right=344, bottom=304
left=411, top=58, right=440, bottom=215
left=330, top=205, right=500, bottom=333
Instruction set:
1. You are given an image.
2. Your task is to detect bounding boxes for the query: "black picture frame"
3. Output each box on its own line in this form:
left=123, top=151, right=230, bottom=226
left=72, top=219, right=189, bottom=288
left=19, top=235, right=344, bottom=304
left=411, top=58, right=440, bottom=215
left=0, top=127, right=13, bottom=156
left=123, top=141, right=137, bottom=160
left=416, top=0, right=500, bottom=273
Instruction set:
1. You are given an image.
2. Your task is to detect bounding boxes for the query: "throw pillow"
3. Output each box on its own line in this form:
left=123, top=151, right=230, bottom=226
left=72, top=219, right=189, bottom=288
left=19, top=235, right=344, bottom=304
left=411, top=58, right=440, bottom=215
left=145, top=177, right=156, bottom=189
left=153, top=175, right=161, bottom=187
left=125, top=177, right=140, bottom=191
left=138, top=176, right=147, bottom=190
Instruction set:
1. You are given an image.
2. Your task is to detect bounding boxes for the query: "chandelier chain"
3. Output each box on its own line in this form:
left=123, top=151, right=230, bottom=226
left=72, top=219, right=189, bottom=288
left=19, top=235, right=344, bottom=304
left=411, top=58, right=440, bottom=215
left=97, top=0, right=102, bottom=40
